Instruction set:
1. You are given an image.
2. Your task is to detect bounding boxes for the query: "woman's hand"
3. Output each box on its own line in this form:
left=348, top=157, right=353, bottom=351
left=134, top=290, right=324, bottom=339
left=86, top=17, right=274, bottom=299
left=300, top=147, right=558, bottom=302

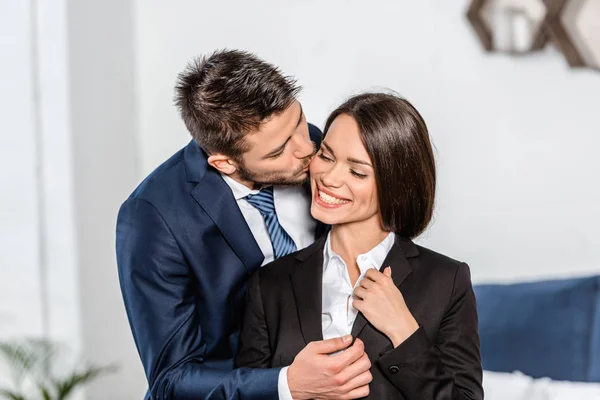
left=353, top=267, right=419, bottom=347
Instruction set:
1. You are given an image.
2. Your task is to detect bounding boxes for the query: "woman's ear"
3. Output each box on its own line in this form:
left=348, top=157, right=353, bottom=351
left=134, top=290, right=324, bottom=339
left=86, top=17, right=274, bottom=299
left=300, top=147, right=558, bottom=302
left=207, top=154, right=238, bottom=175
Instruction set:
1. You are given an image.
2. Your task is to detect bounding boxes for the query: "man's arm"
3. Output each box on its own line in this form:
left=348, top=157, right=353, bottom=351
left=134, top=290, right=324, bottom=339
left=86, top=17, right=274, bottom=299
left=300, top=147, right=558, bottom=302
left=116, top=197, right=280, bottom=399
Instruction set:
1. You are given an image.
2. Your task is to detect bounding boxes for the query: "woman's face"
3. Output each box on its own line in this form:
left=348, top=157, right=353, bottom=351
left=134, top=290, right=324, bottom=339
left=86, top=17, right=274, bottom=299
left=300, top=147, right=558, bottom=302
left=310, top=114, right=380, bottom=228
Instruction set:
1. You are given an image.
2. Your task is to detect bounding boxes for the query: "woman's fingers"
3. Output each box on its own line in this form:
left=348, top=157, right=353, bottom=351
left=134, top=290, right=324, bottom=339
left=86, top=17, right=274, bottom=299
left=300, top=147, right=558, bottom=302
left=353, top=286, right=367, bottom=300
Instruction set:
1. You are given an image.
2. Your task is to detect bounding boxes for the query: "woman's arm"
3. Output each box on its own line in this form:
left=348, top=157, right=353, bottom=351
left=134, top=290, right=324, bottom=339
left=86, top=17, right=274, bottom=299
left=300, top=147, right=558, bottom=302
left=236, top=271, right=273, bottom=368
left=376, top=263, right=483, bottom=400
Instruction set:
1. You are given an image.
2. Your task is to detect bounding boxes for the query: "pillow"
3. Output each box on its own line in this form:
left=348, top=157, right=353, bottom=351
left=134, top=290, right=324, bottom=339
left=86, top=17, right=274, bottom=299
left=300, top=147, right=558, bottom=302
left=475, top=276, right=599, bottom=381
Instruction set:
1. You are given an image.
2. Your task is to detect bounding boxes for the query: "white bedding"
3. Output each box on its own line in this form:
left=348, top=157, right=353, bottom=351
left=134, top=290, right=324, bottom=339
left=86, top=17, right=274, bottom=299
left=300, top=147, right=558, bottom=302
left=483, top=370, right=600, bottom=400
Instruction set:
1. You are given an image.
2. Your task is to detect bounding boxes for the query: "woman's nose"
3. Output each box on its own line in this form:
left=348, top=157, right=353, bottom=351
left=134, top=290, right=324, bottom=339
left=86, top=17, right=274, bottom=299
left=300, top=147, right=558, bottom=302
left=321, top=165, right=343, bottom=188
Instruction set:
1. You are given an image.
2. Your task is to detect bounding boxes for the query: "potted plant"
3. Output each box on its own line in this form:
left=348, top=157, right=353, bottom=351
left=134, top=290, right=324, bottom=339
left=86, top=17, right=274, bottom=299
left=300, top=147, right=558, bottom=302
left=0, top=338, right=116, bottom=400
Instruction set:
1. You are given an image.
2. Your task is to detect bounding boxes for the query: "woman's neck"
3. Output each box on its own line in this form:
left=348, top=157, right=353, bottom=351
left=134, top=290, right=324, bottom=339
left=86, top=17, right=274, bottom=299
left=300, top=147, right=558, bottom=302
left=329, top=222, right=390, bottom=267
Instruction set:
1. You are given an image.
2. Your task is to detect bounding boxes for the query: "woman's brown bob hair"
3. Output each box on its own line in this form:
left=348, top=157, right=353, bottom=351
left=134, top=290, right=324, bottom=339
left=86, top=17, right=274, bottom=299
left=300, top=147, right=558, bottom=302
left=323, top=92, right=436, bottom=238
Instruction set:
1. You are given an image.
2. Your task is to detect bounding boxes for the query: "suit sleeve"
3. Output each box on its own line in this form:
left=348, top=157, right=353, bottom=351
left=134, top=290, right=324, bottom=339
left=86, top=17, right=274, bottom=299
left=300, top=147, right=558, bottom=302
left=235, top=270, right=273, bottom=368
left=376, top=263, right=483, bottom=400
left=116, top=198, right=280, bottom=400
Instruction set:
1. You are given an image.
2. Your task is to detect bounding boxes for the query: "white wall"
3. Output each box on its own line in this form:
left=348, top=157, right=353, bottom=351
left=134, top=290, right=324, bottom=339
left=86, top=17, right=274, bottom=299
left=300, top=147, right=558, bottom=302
left=0, top=0, right=82, bottom=394
left=66, top=0, right=146, bottom=398
left=135, top=0, right=600, bottom=286
left=0, top=0, right=44, bottom=341
left=1, top=0, right=146, bottom=398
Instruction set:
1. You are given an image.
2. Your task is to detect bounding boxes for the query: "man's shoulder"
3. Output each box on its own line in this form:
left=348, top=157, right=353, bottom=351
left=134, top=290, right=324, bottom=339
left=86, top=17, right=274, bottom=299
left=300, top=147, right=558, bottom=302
left=129, top=147, right=186, bottom=197
left=126, top=140, right=210, bottom=206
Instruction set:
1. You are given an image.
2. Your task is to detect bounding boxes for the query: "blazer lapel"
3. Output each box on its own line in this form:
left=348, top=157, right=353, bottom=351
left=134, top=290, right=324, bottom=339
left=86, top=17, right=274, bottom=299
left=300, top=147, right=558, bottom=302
left=351, top=234, right=417, bottom=339
left=290, top=238, right=327, bottom=344
left=185, top=141, right=264, bottom=274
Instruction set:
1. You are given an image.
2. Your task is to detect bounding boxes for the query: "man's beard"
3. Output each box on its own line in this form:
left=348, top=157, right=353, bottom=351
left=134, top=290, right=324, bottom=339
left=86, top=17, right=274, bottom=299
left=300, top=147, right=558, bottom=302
left=236, top=158, right=310, bottom=188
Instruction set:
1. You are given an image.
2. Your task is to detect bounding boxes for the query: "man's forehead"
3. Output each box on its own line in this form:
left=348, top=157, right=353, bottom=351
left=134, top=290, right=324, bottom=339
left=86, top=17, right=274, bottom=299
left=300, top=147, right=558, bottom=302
left=245, top=101, right=303, bottom=152
left=260, top=101, right=302, bottom=134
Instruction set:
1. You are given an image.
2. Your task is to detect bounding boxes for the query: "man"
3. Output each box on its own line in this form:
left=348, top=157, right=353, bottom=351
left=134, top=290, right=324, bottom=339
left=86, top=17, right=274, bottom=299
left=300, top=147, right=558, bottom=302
left=116, top=50, right=372, bottom=399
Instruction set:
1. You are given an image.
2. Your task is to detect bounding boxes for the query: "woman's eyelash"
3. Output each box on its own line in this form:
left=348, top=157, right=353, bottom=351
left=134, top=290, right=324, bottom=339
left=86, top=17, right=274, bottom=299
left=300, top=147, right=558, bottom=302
left=350, top=170, right=367, bottom=179
left=319, top=152, right=367, bottom=178
left=317, top=153, right=333, bottom=162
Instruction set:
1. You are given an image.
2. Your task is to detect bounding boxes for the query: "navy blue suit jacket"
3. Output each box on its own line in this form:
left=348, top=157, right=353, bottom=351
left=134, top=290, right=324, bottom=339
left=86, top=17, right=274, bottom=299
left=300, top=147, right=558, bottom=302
left=116, top=124, right=322, bottom=399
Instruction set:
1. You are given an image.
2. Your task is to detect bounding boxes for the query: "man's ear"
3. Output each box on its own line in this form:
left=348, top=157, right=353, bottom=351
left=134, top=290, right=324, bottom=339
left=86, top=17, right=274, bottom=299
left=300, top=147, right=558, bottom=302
left=207, top=154, right=238, bottom=175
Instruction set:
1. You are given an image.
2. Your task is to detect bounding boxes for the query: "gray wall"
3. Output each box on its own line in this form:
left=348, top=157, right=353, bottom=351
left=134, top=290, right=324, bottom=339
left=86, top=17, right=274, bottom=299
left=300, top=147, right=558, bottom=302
left=1, top=0, right=599, bottom=398
left=135, top=0, right=600, bottom=284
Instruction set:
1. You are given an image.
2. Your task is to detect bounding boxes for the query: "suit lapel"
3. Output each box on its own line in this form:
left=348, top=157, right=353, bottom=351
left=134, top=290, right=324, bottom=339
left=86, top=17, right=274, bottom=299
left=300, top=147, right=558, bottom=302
left=290, top=238, right=327, bottom=344
left=314, top=222, right=330, bottom=241
left=351, top=235, right=416, bottom=339
left=185, top=141, right=264, bottom=274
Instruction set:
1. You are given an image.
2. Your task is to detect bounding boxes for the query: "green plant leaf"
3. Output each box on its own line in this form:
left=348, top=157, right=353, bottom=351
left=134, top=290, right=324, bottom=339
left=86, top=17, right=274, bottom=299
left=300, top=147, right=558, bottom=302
left=0, top=388, right=26, bottom=400
left=0, top=338, right=116, bottom=400
left=0, top=342, right=36, bottom=384
left=39, top=385, right=52, bottom=400
left=55, top=365, right=117, bottom=400
left=0, top=338, right=59, bottom=386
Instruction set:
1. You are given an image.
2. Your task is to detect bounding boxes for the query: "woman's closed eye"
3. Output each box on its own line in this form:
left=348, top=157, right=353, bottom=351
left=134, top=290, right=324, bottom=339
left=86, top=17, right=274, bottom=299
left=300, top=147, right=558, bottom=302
left=350, top=170, right=368, bottom=179
left=317, top=151, right=334, bottom=162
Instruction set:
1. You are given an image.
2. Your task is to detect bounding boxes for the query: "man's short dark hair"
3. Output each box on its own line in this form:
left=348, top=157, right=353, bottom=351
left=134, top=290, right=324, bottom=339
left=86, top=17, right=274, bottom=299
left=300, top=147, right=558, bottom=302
left=323, top=93, right=436, bottom=238
left=174, top=49, right=301, bottom=158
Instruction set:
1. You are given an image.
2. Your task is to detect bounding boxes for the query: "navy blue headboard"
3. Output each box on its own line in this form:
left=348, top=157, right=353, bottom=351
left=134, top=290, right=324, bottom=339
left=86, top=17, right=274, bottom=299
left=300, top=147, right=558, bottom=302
left=474, top=275, right=600, bottom=382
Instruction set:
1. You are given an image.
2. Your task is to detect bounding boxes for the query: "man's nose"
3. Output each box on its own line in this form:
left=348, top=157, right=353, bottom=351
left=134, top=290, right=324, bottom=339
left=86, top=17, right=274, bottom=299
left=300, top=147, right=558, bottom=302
left=293, top=131, right=315, bottom=159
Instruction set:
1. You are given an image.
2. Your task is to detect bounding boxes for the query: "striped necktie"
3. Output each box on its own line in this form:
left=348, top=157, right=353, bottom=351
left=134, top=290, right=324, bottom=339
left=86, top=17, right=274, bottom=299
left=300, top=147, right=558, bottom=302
left=245, top=186, right=297, bottom=259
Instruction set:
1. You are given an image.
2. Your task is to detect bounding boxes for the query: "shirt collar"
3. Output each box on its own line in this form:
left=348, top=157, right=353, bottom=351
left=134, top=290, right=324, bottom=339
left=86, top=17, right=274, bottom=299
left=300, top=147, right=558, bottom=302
left=221, top=174, right=260, bottom=200
left=323, top=231, right=395, bottom=274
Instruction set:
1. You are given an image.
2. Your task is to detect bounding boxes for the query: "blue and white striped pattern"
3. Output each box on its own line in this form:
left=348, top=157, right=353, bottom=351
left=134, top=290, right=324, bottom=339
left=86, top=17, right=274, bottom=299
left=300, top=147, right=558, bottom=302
left=245, top=187, right=297, bottom=259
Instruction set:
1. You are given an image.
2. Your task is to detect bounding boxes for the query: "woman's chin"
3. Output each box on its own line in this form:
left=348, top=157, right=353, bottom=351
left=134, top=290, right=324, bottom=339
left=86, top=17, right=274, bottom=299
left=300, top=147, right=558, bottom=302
left=310, top=204, right=344, bottom=225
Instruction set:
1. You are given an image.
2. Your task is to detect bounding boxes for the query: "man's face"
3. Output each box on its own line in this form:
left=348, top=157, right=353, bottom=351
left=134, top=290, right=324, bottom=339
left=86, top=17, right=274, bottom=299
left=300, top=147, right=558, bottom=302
left=234, top=101, right=316, bottom=188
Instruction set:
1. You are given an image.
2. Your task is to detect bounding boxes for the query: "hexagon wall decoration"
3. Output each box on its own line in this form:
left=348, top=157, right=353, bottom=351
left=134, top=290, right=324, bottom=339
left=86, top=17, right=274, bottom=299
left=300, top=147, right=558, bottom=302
left=467, top=0, right=600, bottom=71
left=547, top=0, right=600, bottom=70
left=467, top=0, right=548, bottom=54
left=543, top=0, right=587, bottom=67
left=467, top=0, right=494, bottom=51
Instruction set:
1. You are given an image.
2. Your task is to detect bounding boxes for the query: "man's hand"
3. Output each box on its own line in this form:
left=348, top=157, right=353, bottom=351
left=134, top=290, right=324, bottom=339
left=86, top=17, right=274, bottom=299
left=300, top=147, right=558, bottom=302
left=287, top=335, right=372, bottom=400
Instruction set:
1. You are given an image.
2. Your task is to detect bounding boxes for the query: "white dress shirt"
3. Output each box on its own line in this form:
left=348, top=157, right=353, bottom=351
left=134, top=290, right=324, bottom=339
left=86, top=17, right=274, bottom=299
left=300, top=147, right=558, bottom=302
left=321, top=232, right=396, bottom=340
left=221, top=174, right=315, bottom=399
left=277, top=230, right=395, bottom=400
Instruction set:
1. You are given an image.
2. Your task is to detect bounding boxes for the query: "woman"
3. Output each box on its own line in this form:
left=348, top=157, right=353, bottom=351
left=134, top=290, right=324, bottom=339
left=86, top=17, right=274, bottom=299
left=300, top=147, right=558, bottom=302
left=236, top=93, right=483, bottom=399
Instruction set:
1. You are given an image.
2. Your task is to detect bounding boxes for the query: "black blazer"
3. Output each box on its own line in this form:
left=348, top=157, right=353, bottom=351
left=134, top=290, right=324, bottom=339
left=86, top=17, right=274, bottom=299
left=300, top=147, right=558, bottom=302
left=236, top=234, right=483, bottom=400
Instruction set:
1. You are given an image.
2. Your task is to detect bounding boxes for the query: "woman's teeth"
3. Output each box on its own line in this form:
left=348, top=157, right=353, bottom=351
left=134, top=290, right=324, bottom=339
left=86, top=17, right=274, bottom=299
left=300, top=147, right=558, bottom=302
left=318, top=190, right=350, bottom=205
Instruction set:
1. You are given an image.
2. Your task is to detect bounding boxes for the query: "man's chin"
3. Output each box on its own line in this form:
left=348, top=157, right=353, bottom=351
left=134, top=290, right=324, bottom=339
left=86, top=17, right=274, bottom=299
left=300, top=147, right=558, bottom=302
left=237, top=164, right=309, bottom=188
left=256, top=174, right=308, bottom=187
